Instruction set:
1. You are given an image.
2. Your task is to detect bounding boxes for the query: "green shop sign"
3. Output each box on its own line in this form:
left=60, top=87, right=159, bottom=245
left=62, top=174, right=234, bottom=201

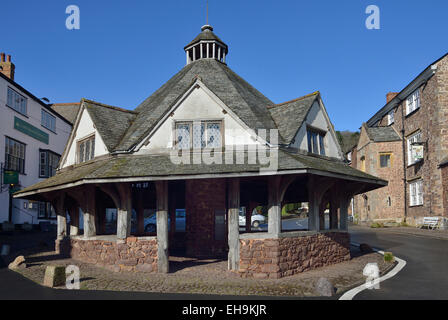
left=14, top=117, right=49, bottom=144
left=3, top=171, right=19, bottom=185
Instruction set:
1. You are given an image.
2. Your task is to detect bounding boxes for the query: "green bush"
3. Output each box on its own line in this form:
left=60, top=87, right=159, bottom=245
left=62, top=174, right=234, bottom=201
left=384, top=252, right=394, bottom=262
left=370, top=222, right=385, bottom=228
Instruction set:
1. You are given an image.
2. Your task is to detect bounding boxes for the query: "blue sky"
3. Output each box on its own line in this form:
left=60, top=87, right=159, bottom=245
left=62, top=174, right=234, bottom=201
left=1, top=0, right=447, bottom=131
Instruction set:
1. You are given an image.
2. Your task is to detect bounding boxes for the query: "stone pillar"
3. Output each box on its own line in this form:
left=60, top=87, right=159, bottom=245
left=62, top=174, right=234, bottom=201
left=84, top=186, right=96, bottom=238
left=156, top=180, right=169, bottom=273
left=228, top=178, right=240, bottom=271
left=69, top=206, right=80, bottom=236
left=200, top=43, right=203, bottom=59
left=268, top=176, right=282, bottom=235
left=117, top=183, right=132, bottom=240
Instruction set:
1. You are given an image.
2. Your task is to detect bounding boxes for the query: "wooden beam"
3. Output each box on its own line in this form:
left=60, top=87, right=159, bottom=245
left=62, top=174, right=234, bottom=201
left=227, top=178, right=240, bottom=271
left=155, top=180, right=169, bottom=273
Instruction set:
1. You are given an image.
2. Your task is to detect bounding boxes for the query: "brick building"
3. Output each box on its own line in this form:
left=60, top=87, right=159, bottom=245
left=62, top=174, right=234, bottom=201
left=14, top=25, right=385, bottom=278
left=351, top=53, right=448, bottom=226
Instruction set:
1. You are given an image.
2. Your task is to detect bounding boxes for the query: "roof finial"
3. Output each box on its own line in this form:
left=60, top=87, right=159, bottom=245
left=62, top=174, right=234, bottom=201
left=206, top=0, right=209, bottom=25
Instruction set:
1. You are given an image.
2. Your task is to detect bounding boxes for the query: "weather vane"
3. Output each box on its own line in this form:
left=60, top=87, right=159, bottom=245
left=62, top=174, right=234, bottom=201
left=206, top=0, right=209, bottom=25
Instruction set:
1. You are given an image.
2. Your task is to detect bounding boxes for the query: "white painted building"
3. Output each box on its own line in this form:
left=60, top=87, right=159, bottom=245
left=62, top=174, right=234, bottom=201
left=0, top=53, right=72, bottom=225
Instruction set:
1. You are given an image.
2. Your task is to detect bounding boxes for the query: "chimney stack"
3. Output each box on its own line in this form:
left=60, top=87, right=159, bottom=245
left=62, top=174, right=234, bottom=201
left=386, top=92, right=399, bottom=103
left=0, top=52, right=15, bottom=81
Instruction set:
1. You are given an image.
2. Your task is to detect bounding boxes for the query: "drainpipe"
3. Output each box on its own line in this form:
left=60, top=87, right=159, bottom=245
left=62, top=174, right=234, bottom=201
left=401, top=103, right=408, bottom=223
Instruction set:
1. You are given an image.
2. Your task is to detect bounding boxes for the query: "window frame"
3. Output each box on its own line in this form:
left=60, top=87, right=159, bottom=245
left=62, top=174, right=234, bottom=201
left=379, top=152, right=393, bottom=168
left=41, top=109, right=57, bottom=132
left=406, top=89, right=420, bottom=116
left=76, top=134, right=96, bottom=164
left=307, top=127, right=326, bottom=156
left=387, top=110, right=395, bottom=125
left=37, top=202, right=56, bottom=220
left=39, top=149, right=61, bottom=178
left=174, top=120, right=224, bottom=150
left=409, top=180, right=423, bottom=207
left=4, top=136, right=26, bottom=174
left=6, top=87, right=28, bottom=116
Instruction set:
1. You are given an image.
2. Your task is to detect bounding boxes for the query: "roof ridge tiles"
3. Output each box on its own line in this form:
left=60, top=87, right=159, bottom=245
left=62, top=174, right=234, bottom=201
left=269, top=91, right=320, bottom=109
left=82, top=98, right=138, bottom=114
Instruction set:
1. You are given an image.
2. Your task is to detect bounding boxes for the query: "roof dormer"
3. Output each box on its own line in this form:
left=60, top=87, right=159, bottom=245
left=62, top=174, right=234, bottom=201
left=184, top=25, right=229, bottom=65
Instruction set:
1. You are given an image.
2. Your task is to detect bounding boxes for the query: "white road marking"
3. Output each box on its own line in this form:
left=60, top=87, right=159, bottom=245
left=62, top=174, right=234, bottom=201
left=339, top=242, right=407, bottom=300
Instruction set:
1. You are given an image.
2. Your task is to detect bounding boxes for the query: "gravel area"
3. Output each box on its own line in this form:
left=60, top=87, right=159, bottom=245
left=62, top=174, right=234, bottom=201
left=11, top=246, right=394, bottom=297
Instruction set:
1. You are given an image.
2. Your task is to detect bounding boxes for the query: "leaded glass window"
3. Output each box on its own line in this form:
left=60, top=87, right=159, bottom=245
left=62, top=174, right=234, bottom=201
left=175, top=121, right=222, bottom=149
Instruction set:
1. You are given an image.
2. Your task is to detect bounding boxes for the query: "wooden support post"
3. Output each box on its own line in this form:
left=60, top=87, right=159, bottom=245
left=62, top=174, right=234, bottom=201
left=55, top=193, right=66, bottom=240
left=228, top=178, right=240, bottom=271
left=84, top=186, right=97, bottom=238
left=308, top=176, right=334, bottom=231
left=268, top=176, right=281, bottom=235
left=137, top=190, right=145, bottom=235
left=69, top=206, right=80, bottom=236
left=329, top=193, right=339, bottom=230
left=339, top=196, right=351, bottom=231
left=116, top=183, right=132, bottom=240
left=156, top=180, right=169, bottom=274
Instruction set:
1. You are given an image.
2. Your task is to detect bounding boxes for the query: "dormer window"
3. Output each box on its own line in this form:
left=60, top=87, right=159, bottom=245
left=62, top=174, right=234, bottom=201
left=307, top=128, right=326, bottom=156
left=77, top=135, right=95, bottom=163
left=175, top=121, right=222, bottom=149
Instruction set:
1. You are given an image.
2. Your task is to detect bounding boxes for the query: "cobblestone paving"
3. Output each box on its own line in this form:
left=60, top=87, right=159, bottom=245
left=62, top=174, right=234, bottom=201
left=14, top=247, right=393, bottom=297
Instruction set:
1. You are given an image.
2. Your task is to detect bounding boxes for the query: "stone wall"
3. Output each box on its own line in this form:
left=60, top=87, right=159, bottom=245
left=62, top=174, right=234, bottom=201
left=239, top=232, right=350, bottom=279
left=354, top=138, right=404, bottom=222
left=56, top=236, right=158, bottom=273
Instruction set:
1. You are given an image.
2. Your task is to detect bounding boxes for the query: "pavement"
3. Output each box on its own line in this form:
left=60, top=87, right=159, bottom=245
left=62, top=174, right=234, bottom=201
left=1, top=225, right=447, bottom=300
left=349, top=225, right=448, bottom=300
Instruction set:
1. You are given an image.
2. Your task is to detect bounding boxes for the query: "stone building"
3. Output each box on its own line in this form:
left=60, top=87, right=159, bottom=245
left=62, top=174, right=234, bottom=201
left=351, top=53, right=448, bottom=226
left=14, top=25, right=385, bottom=278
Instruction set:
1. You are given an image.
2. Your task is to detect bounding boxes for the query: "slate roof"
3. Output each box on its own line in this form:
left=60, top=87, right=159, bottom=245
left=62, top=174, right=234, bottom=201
left=83, top=100, right=138, bottom=151
left=366, top=126, right=401, bottom=142
left=50, top=103, right=81, bottom=124
left=116, top=59, right=281, bottom=150
left=14, top=149, right=386, bottom=197
left=268, top=92, right=319, bottom=144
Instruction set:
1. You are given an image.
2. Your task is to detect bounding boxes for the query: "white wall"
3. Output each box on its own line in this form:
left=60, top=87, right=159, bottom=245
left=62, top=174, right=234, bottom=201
left=136, top=85, right=260, bottom=154
left=0, top=77, right=72, bottom=224
left=291, top=100, right=341, bottom=159
left=62, top=106, right=109, bottom=168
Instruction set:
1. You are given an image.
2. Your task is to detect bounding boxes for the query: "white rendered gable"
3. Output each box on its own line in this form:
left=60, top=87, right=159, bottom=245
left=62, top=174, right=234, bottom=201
left=61, top=107, right=109, bottom=168
left=291, top=100, right=343, bottom=159
left=136, top=82, right=263, bottom=154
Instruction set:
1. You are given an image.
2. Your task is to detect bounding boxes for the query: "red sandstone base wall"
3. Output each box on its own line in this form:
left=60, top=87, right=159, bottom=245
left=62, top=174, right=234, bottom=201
left=56, top=237, right=158, bottom=273
left=239, top=232, right=351, bottom=279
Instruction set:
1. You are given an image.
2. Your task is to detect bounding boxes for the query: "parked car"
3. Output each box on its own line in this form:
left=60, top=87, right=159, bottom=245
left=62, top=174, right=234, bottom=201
left=144, top=209, right=186, bottom=233
left=239, top=207, right=266, bottom=228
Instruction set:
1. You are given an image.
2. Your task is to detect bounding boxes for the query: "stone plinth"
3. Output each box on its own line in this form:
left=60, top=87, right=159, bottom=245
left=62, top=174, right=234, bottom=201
left=239, top=232, right=351, bottom=279
left=55, top=236, right=158, bottom=273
